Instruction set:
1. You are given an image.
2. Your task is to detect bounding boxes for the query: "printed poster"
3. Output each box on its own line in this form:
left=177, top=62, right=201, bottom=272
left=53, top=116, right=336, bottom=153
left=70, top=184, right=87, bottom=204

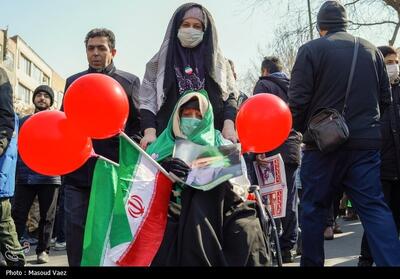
left=253, top=154, right=287, bottom=218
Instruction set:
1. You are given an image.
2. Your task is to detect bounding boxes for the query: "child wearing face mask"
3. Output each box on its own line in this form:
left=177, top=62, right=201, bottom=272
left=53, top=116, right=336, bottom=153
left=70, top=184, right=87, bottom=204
left=357, top=45, right=400, bottom=267
left=146, top=90, right=270, bottom=266
left=139, top=3, right=239, bottom=151
left=147, top=91, right=237, bottom=192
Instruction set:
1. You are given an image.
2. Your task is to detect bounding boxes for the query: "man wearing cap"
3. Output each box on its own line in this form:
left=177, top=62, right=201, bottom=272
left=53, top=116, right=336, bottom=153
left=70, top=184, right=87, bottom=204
left=12, top=84, right=61, bottom=264
left=288, top=1, right=400, bottom=266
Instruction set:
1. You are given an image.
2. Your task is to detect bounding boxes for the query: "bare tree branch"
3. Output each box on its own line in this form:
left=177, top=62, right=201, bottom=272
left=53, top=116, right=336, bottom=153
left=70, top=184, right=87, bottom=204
left=238, top=0, right=400, bottom=93
left=344, top=0, right=362, bottom=6
left=349, top=20, right=398, bottom=25
left=389, top=12, right=400, bottom=45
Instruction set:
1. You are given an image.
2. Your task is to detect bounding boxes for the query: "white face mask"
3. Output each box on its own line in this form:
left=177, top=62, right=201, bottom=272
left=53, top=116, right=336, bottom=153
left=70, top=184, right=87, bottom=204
left=386, top=64, right=399, bottom=83
left=177, top=28, right=204, bottom=48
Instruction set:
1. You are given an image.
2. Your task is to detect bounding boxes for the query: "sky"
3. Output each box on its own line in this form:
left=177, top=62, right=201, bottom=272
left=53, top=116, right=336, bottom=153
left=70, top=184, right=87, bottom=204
left=1, top=0, right=281, bottom=82
left=1, top=0, right=397, bottom=87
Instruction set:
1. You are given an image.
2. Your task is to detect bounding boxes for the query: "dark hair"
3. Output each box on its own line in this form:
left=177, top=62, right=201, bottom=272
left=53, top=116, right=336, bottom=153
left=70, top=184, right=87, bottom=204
left=84, top=28, right=115, bottom=49
left=378, top=46, right=397, bottom=58
left=179, top=97, right=200, bottom=116
left=261, top=56, right=282, bottom=74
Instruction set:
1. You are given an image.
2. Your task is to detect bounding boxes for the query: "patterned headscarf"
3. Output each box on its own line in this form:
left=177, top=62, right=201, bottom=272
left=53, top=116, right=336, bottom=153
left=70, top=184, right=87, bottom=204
left=139, top=3, right=238, bottom=116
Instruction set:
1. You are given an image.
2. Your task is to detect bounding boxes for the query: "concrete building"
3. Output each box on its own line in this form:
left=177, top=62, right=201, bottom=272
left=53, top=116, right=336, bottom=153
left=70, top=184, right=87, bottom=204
left=0, top=29, right=65, bottom=114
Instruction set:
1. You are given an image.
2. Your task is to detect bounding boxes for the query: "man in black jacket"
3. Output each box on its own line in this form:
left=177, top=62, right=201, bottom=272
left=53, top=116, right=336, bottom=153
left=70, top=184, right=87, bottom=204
left=62, top=28, right=141, bottom=266
left=288, top=1, right=400, bottom=266
left=358, top=45, right=400, bottom=267
left=253, top=56, right=302, bottom=263
left=12, top=85, right=61, bottom=264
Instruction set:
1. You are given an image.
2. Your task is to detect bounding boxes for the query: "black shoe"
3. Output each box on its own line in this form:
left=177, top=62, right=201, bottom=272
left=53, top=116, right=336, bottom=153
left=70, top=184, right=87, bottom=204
left=357, top=256, right=373, bottom=267
left=281, top=249, right=295, bottom=263
left=338, top=208, right=346, bottom=217
left=324, top=226, right=334, bottom=240
left=333, top=222, right=343, bottom=234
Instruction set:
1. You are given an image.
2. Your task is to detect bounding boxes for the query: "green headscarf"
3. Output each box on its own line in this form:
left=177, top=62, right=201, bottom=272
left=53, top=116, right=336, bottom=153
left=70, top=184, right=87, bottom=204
left=146, top=90, right=225, bottom=162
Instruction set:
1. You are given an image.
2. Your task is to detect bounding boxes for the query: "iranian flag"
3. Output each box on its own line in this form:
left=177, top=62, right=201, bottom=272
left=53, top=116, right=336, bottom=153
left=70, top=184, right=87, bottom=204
left=81, top=134, right=173, bottom=266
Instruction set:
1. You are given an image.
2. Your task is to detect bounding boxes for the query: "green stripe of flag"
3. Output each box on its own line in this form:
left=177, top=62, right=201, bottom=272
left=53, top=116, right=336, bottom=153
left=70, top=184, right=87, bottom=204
left=81, top=158, right=119, bottom=266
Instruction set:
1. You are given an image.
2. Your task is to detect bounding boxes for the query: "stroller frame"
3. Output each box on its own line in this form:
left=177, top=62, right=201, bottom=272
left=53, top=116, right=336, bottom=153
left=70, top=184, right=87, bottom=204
left=248, top=185, right=283, bottom=267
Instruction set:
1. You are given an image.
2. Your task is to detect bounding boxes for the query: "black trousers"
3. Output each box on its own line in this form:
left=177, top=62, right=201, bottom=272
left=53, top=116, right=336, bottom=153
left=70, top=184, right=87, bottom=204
left=326, top=190, right=344, bottom=227
left=360, top=179, right=400, bottom=261
left=64, top=185, right=90, bottom=266
left=279, top=164, right=299, bottom=251
left=12, top=184, right=58, bottom=255
left=52, top=185, right=65, bottom=243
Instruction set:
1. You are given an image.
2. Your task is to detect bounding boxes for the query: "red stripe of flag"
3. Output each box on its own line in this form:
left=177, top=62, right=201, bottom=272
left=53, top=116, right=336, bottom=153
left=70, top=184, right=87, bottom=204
left=117, top=172, right=172, bottom=266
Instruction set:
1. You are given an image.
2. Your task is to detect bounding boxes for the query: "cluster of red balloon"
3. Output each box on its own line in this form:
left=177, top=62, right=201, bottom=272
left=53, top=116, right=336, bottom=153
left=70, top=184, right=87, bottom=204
left=18, top=74, right=129, bottom=176
left=236, top=93, right=292, bottom=154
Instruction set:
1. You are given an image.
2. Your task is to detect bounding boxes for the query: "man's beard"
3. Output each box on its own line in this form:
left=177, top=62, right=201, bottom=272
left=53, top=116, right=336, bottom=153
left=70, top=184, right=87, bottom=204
left=35, top=105, right=49, bottom=111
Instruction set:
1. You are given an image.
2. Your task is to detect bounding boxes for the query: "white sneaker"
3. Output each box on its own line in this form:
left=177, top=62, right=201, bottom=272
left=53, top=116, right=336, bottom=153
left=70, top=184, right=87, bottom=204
left=37, top=251, right=49, bottom=264
left=54, top=242, right=66, bottom=251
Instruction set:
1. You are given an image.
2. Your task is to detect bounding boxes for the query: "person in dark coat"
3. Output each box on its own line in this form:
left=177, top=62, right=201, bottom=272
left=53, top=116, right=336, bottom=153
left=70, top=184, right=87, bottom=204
left=139, top=3, right=239, bottom=150
left=61, top=28, right=141, bottom=266
left=358, top=45, right=400, bottom=267
left=0, top=68, right=14, bottom=158
left=0, top=66, right=25, bottom=266
left=252, top=56, right=302, bottom=263
left=12, top=85, right=60, bottom=264
left=288, top=1, right=400, bottom=266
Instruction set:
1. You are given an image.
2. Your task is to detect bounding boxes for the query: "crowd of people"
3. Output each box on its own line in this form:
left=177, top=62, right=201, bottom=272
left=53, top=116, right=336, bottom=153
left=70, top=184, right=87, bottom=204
left=0, top=1, right=400, bottom=267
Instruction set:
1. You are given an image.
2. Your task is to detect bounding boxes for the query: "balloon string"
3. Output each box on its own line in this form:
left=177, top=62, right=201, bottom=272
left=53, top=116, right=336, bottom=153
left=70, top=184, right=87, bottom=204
left=90, top=149, right=97, bottom=157
left=98, top=155, right=119, bottom=167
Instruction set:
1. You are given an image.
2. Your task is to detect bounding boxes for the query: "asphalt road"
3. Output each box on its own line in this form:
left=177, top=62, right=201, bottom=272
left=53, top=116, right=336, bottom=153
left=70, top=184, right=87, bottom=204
left=19, top=218, right=363, bottom=267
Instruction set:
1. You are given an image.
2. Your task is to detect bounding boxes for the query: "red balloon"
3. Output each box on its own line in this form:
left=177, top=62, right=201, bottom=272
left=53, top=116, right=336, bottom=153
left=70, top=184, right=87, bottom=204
left=236, top=93, right=292, bottom=153
left=18, top=111, right=93, bottom=176
left=64, top=73, right=129, bottom=139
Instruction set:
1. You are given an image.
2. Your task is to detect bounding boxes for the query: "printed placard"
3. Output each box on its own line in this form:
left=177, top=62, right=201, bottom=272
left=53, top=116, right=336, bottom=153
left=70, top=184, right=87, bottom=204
left=254, top=154, right=287, bottom=218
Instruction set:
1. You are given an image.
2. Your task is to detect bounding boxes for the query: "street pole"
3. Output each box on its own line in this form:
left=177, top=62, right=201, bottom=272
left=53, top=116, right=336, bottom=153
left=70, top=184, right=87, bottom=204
left=307, top=0, right=313, bottom=40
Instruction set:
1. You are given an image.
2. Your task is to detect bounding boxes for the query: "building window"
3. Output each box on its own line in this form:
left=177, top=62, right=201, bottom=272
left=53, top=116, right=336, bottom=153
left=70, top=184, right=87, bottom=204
left=20, top=54, right=31, bottom=76
left=4, top=50, right=14, bottom=71
left=42, top=74, right=49, bottom=85
left=56, top=91, right=63, bottom=108
left=32, top=64, right=42, bottom=83
left=17, top=83, right=31, bottom=104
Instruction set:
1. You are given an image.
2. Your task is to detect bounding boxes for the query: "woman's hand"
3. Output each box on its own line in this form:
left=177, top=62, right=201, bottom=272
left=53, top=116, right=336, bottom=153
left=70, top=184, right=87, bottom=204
left=140, top=128, right=157, bottom=150
left=222, top=119, right=237, bottom=143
